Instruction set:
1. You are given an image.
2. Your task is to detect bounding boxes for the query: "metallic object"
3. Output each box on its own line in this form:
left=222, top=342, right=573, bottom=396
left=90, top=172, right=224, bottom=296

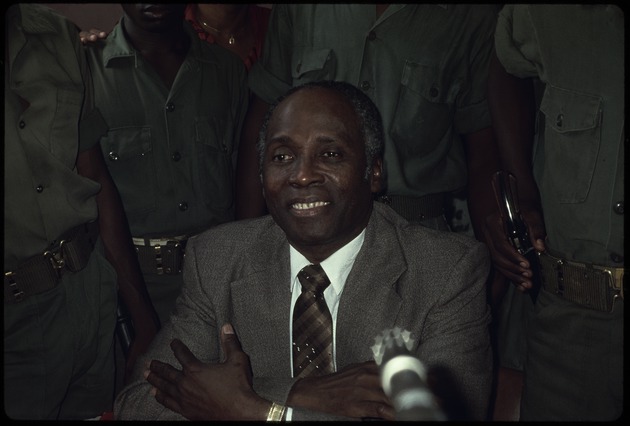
left=116, top=297, right=134, bottom=358
left=491, top=171, right=542, bottom=303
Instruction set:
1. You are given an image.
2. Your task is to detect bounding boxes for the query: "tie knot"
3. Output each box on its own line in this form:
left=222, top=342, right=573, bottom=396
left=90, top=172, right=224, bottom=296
left=298, top=264, right=330, bottom=294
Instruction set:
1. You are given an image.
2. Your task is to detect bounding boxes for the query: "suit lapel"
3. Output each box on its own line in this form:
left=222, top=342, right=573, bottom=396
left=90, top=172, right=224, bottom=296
left=336, top=207, right=406, bottom=368
left=230, top=224, right=293, bottom=376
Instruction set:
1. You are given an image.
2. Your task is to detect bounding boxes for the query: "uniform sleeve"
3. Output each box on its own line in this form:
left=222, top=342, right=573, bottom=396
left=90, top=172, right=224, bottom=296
left=494, top=4, right=541, bottom=79
left=75, top=24, right=108, bottom=152
left=453, top=5, right=499, bottom=134
left=247, top=4, right=294, bottom=103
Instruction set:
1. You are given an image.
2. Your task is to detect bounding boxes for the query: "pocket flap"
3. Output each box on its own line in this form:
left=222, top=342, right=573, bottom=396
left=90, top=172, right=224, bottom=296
left=292, top=49, right=333, bottom=79
left=540, top=85, right=601, bottom=133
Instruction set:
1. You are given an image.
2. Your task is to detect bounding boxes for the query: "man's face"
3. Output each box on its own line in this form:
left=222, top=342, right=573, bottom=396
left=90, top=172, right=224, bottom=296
left=262, top=88, right=382, bottom=258
left=121, top=4, right=186, bottom=32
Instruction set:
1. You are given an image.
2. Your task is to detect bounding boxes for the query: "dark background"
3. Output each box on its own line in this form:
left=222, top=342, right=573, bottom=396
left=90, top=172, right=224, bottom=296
left=46, top=3, right=124, bottom=32
left=44, top=3, right=273, bottom=32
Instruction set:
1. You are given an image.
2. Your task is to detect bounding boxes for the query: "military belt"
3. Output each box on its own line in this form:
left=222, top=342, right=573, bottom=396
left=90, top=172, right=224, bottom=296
left=133, top=235, right=188, bottom=276
left=539, top=251, right=624, bottom=312
left=4, top=221, right=99, bottom=304
left=376, top=193, right=445, bottom=222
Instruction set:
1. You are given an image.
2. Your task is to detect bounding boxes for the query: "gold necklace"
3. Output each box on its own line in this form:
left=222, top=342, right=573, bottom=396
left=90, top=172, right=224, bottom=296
left=199, top=19, right=235, bottom=45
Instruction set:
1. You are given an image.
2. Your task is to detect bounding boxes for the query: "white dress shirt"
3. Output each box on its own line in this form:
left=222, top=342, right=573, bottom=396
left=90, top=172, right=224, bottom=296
left=284, top=229, right=365, bottom=419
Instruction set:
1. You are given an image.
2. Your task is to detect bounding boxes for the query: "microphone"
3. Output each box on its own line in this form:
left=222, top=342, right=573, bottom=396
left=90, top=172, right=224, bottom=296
left=371, top=327, right=446, bottom=421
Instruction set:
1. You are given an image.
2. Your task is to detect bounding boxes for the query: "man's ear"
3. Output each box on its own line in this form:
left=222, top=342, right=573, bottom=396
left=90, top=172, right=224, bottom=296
left=370, top=158, right=384, bottom=194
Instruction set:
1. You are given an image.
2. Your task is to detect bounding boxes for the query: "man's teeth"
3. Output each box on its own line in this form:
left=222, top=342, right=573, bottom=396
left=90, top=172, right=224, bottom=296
left=292, top=201, right=330, bottom=210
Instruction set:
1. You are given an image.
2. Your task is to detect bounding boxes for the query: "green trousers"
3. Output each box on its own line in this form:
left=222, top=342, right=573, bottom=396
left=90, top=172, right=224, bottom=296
left=4, top=244, right=117, bottom=420
left=520, top=289, right=624, bottom=421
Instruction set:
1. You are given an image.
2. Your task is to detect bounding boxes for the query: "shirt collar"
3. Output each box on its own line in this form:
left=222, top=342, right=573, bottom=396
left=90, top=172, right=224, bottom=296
left=101, top=18, right=213, bottom=68
left=289, top=229, right=366, bottom=297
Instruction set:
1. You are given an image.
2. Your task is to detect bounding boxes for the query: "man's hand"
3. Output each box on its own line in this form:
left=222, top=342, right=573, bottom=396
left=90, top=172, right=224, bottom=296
left=145, top=324, right=271, bottom=421
left=79, top=28, right=108, bottom=44
left=482, top=203, right=546, bottom=293
left=287, top=361, right=395, bottom=420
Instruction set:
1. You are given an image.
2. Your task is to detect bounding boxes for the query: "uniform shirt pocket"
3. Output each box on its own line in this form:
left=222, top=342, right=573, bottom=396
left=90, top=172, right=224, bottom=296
left=291, top=48, right=337, bottom=86
left=539, top=84, right=602, bottom=203
left=194, top=116, right=233, bottom=212
left=50, top=88, right=83, bottom=166
left=100, top=127, right=156, bottom=217
left=391, top=61, right=456, bottom=157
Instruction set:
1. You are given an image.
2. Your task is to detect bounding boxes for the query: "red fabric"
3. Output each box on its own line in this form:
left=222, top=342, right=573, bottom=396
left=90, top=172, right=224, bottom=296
left=99, top=411, right=115, bottom=421
left=184, top=4, right=271, bottom=71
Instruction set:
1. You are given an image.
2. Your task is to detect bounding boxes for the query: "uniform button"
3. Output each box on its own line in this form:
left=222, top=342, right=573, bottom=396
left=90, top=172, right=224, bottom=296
left=360, top=81, right=370, bottom=91
left=172, top=151, right=181, bottom=162
left=178, top=202, right=188, bottom=211
left=556, top=113, right=563, bottom=127
left=19, top=120, right=26, bottom=129
left=165, top=102, right=175, bottom=112
left=429, top=85, right=439, bottom=98
left=108, top=152, right=119, bottom=161
left=367, top=31, right=376, bottom=41
left=610, top=253, right=623, bottom=263
left=613, top=201, right=624, bottom=215
left=36, top=185, right=44, bottom=193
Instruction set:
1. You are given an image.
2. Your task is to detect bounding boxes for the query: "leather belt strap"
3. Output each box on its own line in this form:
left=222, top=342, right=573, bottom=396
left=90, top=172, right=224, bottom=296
left=133, top=235, right=188, bottom=276
left=4, top=221, right=99, bottom=304
left=376, top=193, right=445, bottom=221
left=539, top=251, right=624, bottom=312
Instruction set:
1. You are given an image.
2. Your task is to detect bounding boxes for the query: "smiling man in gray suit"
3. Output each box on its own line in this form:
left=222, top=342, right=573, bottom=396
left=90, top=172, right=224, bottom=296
left=114, top=81, right=493, bottom=421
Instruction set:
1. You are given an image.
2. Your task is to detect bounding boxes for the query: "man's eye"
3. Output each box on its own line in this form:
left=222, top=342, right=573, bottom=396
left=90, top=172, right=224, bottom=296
left=272, top=153, right=293, bottom=162
left=322, top=151, right=340, bottom=158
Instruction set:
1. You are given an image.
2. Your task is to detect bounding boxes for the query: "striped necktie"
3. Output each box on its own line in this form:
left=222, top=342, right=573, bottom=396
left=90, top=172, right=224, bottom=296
left=292, top=264, right=334, bottom=378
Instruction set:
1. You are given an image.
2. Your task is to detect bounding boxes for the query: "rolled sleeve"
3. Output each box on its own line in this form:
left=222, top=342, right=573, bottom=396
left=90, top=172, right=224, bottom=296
left=495, top=5, right=540, bottom=79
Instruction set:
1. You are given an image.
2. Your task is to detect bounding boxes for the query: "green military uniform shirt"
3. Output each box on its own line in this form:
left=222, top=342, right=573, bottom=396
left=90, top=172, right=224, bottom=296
left=495, top=4, right=624, bottom=266
left=4, top=5, right=117, bottom=420
left=86, top=20, right=248, bottom=238
left=249, top=4, right=498, bottom=198
left=4, top=4, right=108, bottom=270
left=493, top=6, right=624, bottom=421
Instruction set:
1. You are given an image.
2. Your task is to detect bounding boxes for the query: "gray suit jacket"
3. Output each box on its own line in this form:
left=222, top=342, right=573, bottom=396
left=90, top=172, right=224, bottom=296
left=115, top=202, right=492, bottom=420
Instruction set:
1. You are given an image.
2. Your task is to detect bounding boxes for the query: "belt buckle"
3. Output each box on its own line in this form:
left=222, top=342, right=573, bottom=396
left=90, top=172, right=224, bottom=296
left=44, top=240, right=67, bottom=278
left=547, top=254, right=624, bottom=312
left=134, top=236, right=187, bottom=275
left=153, top=244, right=164, bottom=275
left=164, top=241, right=184, bottom=275
left=600, top=267, right=624, bottom=310
left=153, top=240, right=183, bottom=275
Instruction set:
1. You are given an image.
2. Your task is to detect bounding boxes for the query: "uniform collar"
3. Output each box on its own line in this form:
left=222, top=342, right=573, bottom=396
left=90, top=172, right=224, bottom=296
left=101, top=19, right=214, bottom=68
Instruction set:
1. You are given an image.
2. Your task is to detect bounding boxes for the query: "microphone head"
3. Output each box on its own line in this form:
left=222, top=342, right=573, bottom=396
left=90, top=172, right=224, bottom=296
left=371, top=327, right=446, bottom=421
left=371, top=326, right=415, bottom=366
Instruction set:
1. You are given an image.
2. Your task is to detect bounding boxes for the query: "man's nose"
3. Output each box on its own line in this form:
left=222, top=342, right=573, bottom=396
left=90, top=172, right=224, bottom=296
left=289, top=157, right=324, bottom=186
